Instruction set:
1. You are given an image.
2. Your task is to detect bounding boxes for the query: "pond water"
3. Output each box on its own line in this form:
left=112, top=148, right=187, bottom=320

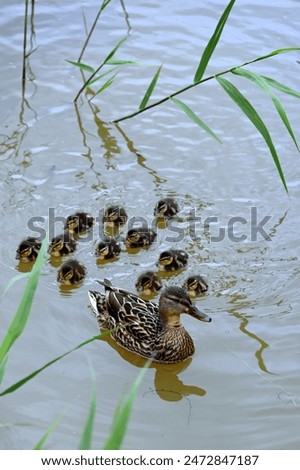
left=0, top=0, right=300, bottom=450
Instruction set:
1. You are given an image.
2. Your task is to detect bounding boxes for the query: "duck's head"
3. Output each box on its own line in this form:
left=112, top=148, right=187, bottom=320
left=48, top=237, right=64, bottom=254
left=159, top=285, right=211, bottom=323
left=158, top=250, right=174, bottom=266
left=57, top=264, right=74, bottom=283
left=125, top=229, right=141, bottom=244
left=65, top=215, right=79, bottom=232
left=154, top=200, right=169, bottom=216
left=16, top=242, right=33, bottom=261
left=136, top=271, right=162, bottom=292
left=96, top=241, right=110, bottom=258
left=184, top=275, right=208, bottom=295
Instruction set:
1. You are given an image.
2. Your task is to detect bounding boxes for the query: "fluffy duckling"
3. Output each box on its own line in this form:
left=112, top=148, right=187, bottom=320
left=125, top=227, right=157, bottom=248
left=57, top=259, right=86, bottom=285
left=157, top=249, right=188, bottom=271
left=135, top=271, right=163, bottom=295
left=65, top=211, right=94, bottom=234
left=48, top=231, right=77, bottom=257
left=183, top=275, right=208, bottom=297
left=95, top=237, right=121, bottom=260
left=102, top=206, right=128, bottom=227
left=16, top=237, right=42, bottom=263
left=154, top=198, right=179, bottom=218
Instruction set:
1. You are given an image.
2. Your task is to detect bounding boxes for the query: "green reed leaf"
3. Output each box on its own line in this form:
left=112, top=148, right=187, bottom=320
left=66, top=60, right=95, bottom=73
left=83, top=67, right=118, bottom=88
left=261, top=75, right=300, bottom=99
left=233, top=68, right=299, bottom=151
left=0, top=356, right=9, bottom=386
left=194, top=0, right=236, bottom=83
left=78, top=366, right=97, bottom=450
left=139, top=65, right=163, bottom=110
left=171, top=97, right=222, bottom=144
left=103, top=360, right=151, bottom=450
left=94, top=72, right=118, bottom=96
left=103, top=37, right=128, bottom=65
left=0, top=335, right=106, bottom=396
left=2, top=273, right=30, bottom=298
left=105, top=59, right=140, bottom=65
left=0, top=238, right=47, bottom=366
left=34, top=412, right=65, bottom=450
left=216, top=76, right=288, bottom=193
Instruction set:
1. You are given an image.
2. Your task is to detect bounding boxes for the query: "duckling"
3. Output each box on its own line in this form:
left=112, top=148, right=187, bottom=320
left=48, top=231, right=77, bottom=257
left=183, top=275, right=208, bottom=297
left=154, top=197, right=179, bottom=218
left=16, top=237, right=42, bottom=263
left=157, top=249, right=188, bottom=271
left=57, top=259, right=86, bottom=285
left=95, top=237, right=121, bottom=260
left=88, top=278, right=211, bottom=364
left=125, top=227, right=157, bottom=248
left=102, top=206, right=128, bottom=227
left=135, top=271, right=163, bottom=295
left=65, top=211, right=94, bottom=234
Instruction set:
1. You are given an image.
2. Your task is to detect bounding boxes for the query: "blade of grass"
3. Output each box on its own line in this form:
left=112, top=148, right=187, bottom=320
left=34, top=411, right=65, bottom=450
left=66, top=60, right=95, bottom=74
left=216, top=76, right=288, bottom=193
left=139, top=65, right=162, bottom=110
left=105, top=59, right=140, bottom=66
left=83, top=67, right=118, bottom=88
left=194, top=0, right=236, bottom=83
left=0, top=334, right=108, bottom=396
left=103, top=36, right=128, bottom=65
left=171, top=97, right=222, bottom=144
left=233, top=68, right=299, bottom=151
left=94, top=72, right=118, bottom=97
left=78, top=364, right=97, bottom=450
left=0, top=356, right=9, bottom=386
left=2, top=273, right=30, bottom=299
left=103, top=359, right=151, bottom=450
left=0, top=237, right=48, bottom=365
left=261, top=75, right=300, bottom=99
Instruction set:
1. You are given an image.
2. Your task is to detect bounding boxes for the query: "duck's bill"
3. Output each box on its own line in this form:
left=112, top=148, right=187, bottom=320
left=188, top=305, right=212, bottom=323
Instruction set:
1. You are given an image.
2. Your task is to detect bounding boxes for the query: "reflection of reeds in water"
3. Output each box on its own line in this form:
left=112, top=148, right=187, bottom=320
left=100, top=334, right=207, bottom=402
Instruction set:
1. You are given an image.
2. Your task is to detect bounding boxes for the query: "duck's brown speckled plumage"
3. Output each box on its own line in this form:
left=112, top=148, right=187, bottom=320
left=88, top=279, right=211, bottom=363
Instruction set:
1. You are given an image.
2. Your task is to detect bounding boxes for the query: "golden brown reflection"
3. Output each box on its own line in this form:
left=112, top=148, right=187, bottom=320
left=229, top=294, right=273, bottom=375
left=100, top=335, right=206, bottom=402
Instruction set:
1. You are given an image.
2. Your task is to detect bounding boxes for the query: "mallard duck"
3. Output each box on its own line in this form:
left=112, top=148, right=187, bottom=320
left=95, top=237, right=121, bottom=260
left=65, top=211, right=94, bottom=234
left=57, top=259, right=86, bottom=285
left=154, top=197, right=179, bottom=218
left=183, top=275, right=208, bottom=297
left=157, top=249, right=188, bottom=271
left=48, top=231, right=77, bottom=257
left=88, top=279, right=211, bottom=363
left=102, top=206, right=128, bottom=227
left=16, top=237, right=42, bottom=263
left=135, top=271, right=162, bottom=295
left=125, top=227, right=157, bottom=248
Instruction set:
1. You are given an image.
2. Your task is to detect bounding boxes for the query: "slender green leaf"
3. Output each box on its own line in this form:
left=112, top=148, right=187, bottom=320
left=171, top=97, right=222, bottom=144
left=66, top=60, right=95, bottom=73
left=139, top=65, right=163, bottom=110
left=78, top=365, right=96, bottom=450
left=94, top=72, right=118, bottom=96
left=2, top=273, right=30, bottom=298
left=103, top=360, right=151, bottom=450
left=103, top=37, right=128, bottom=65
left=0, top=238, right=48, bottom=364
left=232, top=68, right=299, bottom=151
left=0, top=334, right=107, bottom=396
left=194, top=0, right=236, bottom=83
left=83, top=67, right=118, bottom=88
left=34, top=412, right=65, bottom=450
left=262, top=75, right=300, bottom=99
left=100, top=0, right=112, bottom=13
left=0, top=355, right=9, bottom=386
left=105, top=59, right=140, bottom=66
left=216, top=76, right=288, bottom=192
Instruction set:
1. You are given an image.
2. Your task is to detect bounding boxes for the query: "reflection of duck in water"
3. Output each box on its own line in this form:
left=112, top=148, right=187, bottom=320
left=88, top=278, right=211, bottom=364
left=100, top=335, right=206, bottom=402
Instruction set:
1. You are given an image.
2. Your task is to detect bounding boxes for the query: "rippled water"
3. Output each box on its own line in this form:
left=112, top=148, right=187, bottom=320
left=0, top=0, right=300, bottom=450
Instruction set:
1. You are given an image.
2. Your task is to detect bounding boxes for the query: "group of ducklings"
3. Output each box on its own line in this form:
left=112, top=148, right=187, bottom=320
left=16, top=199, right=208, bottom=296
